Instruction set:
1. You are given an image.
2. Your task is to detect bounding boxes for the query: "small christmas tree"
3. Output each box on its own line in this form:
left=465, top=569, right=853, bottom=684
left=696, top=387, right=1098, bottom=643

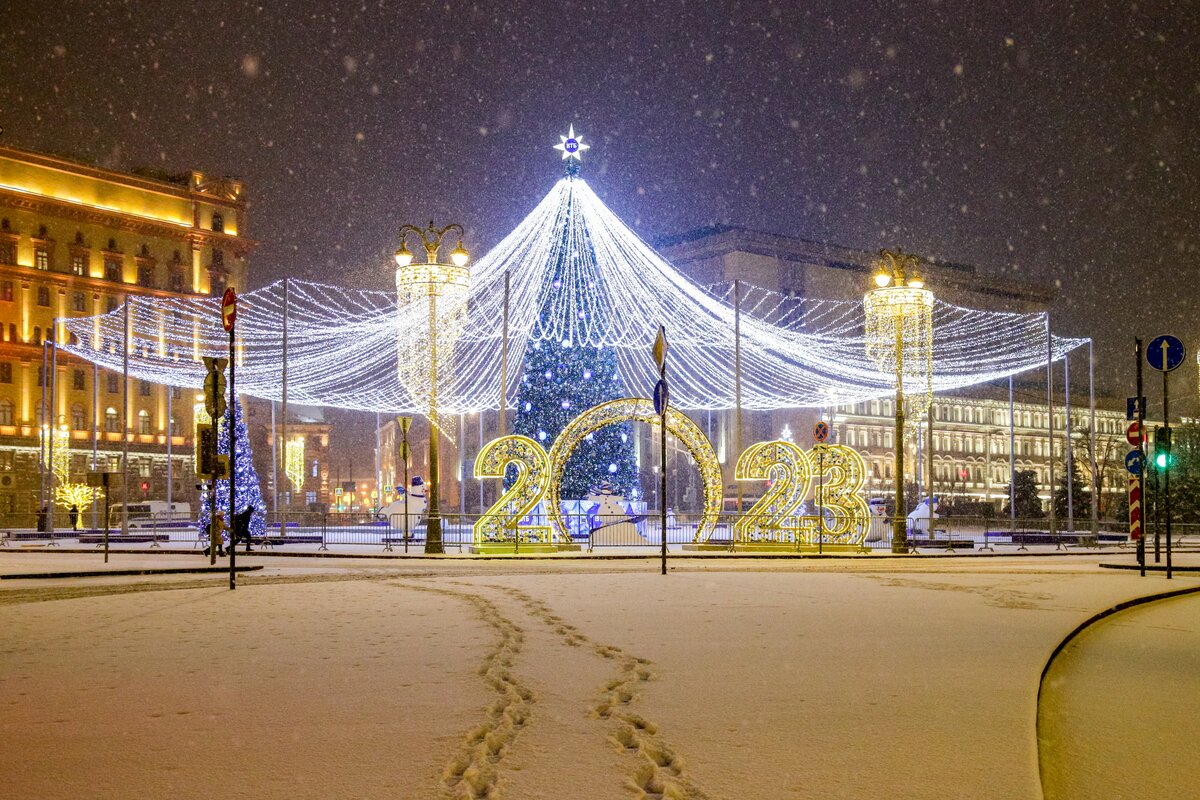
left=198, top=395, right=266, bottom=539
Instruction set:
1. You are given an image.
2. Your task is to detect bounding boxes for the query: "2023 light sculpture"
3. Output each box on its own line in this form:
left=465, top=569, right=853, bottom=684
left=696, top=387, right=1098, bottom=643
left=472, top=434, right=553, bottom=548
left=732, top=440, right=870, bottom=548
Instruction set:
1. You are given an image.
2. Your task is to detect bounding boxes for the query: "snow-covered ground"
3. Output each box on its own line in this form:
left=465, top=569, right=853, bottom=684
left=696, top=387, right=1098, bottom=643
left=1, top=553, right=1196, bottom=798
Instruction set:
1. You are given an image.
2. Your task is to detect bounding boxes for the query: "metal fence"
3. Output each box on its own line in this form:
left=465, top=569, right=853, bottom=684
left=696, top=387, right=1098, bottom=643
left=2, top=508, right=1196, bottom=554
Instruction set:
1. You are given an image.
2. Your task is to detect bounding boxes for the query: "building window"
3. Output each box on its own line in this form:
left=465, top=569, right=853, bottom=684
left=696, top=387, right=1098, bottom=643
left=0, top=241, right=14, bottom=265
left=0, top=398, right=12, bottom=426
left=0, top=280, right=11, bottom=301
left=169, top=268, right=185, bottom=293
left=0, top=363, right=10, bottom=384
left=105, top=407, right=119, bottom=433
left=306, top=491, right=317, bottom=506
left=137, top=264, right=155, bottom=287
left=106, top=296, right=119, bottom=313
left=138, top=409, right=152, bottom=434
left=311, top=459, right=319, bottom=478
left=36, top=286, right=50, bottom=306
left=34, top=247, right=49, bottom=270
left=211, top=213, right=224, bottom=233
left=73, top=369, right=85, bottom=390
left=6, top=323, right=14, bottom=341
left=71, top=404, right=85, bottom=430
left=138, top=380, right=151, bottom=397
left=72, top=291, right=87, bottom=312
left=71, top=254, right=87, bottom=276
left=0, top=449, right=12, bottom=471
left=138, top=459, right=152, bottom=478
left=107, top=374, right=119, bottom=394
left=104, top=258, right=121, bottom=282
left=32, top=326, right=42, bottom=345
left=169, top=417, right=180, bottom=437
left=170, top=385, right=182, bottom=399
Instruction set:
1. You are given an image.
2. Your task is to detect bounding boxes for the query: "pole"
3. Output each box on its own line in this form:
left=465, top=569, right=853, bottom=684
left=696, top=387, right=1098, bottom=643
left=499, top=270, right=509, bottom=438
left=402, top=429, right=410, bottom=550
left=1135, top=338, right=1145, bottom=575
left=39, top=339, right=46, bottom=525
left=92, top=361, right=98, bottom=533
left=47, top=335, right=57, bottom=536
left=229, top=324, right=237, bottom=588
left=1045, top=314, right=1056, bottom=540
left=893, top=314, right=906, bottom=553
left=817, top=447, right=824, bottom=553
left=1088, top=339, right=1098, bottom=537
left=1009, top=375, right=1016, bottom=529
left=426, top=289, right=443, bottom=554
left=281, top=278, right=288, bottom=527
left=478, top=411, right=484, bottom=513
left=376, top=411, right=384, bottom=515
left=122, top=299, right=130, bottom=537
left=166, top=384, right=173, bottom=513
left=270, top=400, right=278, bottom=515
left=1065, top=350, right=1074, bottom=532
left=734, top=279, right=743, bottom=512
left=927, top=399, right=934, bottom=536
left=1163, top=366, right=1172, bottom=580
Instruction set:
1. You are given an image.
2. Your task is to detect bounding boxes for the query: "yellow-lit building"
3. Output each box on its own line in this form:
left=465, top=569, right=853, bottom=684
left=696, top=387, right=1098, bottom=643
left=0, top=144, right=254, bottom=524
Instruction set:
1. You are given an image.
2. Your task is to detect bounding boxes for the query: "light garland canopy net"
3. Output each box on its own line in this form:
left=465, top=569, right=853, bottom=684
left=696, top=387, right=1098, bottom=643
left=59, top=166, right=1085, bottom=413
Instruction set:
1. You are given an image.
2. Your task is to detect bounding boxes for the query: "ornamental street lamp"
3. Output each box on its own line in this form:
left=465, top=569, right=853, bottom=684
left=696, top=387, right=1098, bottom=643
left=395, top=222, right=470, bottom=554
left=864, top=249, right=934, bottom=554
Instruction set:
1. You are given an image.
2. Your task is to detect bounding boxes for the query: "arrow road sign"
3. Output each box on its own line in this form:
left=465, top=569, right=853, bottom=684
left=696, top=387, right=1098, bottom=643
left=1125, top=450, right=1144, bottom=476
left=1146, top=334, right=1184, bottom=372
left=653, top=378, right=669, bottom=416
left=1126, top=396, right=1146, bottom=421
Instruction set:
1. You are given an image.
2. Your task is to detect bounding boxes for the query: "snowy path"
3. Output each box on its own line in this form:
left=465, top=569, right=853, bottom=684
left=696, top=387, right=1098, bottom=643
left=1038, top=591, right=1200, bottom=799
left=1, top=556, right=1196, bottom=797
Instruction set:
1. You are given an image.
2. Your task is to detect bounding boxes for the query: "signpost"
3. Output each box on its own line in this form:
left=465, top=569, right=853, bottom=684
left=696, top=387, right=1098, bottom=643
left=1128, top=475, right=1142, bottom=542
left=1126, top=396, right=1146, bottom=421
left=813, top=421, right=829, bottom=553
left=86, top=471, right=116, bottom=562
left=1125, top=421, right=1144, bottom=447
left=223, top=288, right=239, bottom=588
left=653, top=325, right=668, bottom=576
left=1146, top=334, right=1183, bottom=580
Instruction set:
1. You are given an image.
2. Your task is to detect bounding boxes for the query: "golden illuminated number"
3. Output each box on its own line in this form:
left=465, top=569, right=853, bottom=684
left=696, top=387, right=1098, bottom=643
left=734, top=440, right=812, bottom=543
left=474, top=435, right=552, bottom=546
left=810, top=443, right=870, bottom=545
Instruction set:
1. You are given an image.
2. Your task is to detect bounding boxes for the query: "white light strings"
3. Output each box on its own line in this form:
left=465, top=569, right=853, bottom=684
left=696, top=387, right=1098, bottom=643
left=59, top=176, right=1088, bottom=413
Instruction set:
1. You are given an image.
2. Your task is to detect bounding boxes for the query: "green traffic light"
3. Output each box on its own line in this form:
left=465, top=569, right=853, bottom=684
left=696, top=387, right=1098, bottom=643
left=1156, top=453, right=1169, bottom=469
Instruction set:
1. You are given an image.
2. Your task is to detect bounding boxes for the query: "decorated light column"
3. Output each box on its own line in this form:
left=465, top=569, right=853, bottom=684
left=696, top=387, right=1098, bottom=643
left=395, top=223, right=470, bottom=554
left=864, top=250, right=933, bottom=553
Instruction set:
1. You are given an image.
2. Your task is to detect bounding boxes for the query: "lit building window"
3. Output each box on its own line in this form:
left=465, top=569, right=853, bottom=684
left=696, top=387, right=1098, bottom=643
left=0, top=398, right=13, bottom=425
left=71, top=404, right=85, bottom=430
left=138, top=409, right=152, bottom=434
left=34, top=247, right=49, bottom=270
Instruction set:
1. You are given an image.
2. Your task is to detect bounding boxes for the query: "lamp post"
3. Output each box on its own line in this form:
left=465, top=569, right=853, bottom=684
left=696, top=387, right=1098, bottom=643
left=395, top=222, right=470, bottom=554
left=864, top=250, right=934, bottom=554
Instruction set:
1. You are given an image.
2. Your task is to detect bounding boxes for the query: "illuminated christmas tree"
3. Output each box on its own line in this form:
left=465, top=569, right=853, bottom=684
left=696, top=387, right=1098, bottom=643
left=198, top=395, right=266, bottom=539
left=513, top=131, right=636, bottom=499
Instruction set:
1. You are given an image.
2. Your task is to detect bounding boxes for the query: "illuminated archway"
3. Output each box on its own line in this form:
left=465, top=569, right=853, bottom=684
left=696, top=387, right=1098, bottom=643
left=545, top=398, right=723, bottom=543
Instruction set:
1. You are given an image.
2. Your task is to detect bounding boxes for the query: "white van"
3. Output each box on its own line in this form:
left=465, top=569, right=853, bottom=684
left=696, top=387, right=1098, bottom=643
left=108, top=502, right=192, bottom=529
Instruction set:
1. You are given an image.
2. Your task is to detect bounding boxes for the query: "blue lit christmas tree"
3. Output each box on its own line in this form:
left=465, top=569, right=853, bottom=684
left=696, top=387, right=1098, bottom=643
left=513, top=128, right=637, bottom=499
left=198, top=395, right=266, bottom=540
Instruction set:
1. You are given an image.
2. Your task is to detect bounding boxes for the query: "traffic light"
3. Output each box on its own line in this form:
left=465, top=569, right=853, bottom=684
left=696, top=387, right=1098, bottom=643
left=1155, top=426, right=1173, bottom=470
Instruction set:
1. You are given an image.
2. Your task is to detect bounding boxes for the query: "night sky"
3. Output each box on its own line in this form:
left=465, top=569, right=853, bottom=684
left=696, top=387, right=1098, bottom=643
left=3, top=0, right=1198, bottom=441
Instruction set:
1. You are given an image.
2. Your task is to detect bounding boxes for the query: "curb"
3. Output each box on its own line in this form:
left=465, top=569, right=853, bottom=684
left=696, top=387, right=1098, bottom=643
left=1035, top=583, right=1200, bottom=798
left=0, top=565, right=265, bottom=580
left=1099, top=562, right=1200, bottom=573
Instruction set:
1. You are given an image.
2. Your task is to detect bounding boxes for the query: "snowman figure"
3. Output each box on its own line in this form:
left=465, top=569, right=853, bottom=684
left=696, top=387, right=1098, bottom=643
left=866, top=497, right=890, bottom=542
left=906, top=496, right=939, bottom=536
left=378, top=475, right=429, bottom=534
left=585, top=482, right=644, bottom=540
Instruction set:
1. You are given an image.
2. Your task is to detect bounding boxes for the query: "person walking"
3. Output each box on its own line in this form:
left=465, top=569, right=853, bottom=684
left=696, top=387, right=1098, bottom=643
left=69, top=504, right=79, bottom=531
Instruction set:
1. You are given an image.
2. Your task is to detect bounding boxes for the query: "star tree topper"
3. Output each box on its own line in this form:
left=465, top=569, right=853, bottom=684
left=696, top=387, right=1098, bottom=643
left=553, top=125, right=590, bottom=160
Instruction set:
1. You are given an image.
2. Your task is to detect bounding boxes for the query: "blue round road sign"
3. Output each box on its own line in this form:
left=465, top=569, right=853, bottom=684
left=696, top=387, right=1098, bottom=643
left=1146, top=335, right=1185, bottom=372
left=653, top=378, right=669, bottom=415
left=1125, top=450, right=1144, bottom=476
left=813, top=420, right=830, bottom=443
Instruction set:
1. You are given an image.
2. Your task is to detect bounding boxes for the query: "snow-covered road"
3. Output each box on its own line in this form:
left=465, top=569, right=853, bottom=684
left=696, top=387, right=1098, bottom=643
left=1, top=554, right=1195, bottom=798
